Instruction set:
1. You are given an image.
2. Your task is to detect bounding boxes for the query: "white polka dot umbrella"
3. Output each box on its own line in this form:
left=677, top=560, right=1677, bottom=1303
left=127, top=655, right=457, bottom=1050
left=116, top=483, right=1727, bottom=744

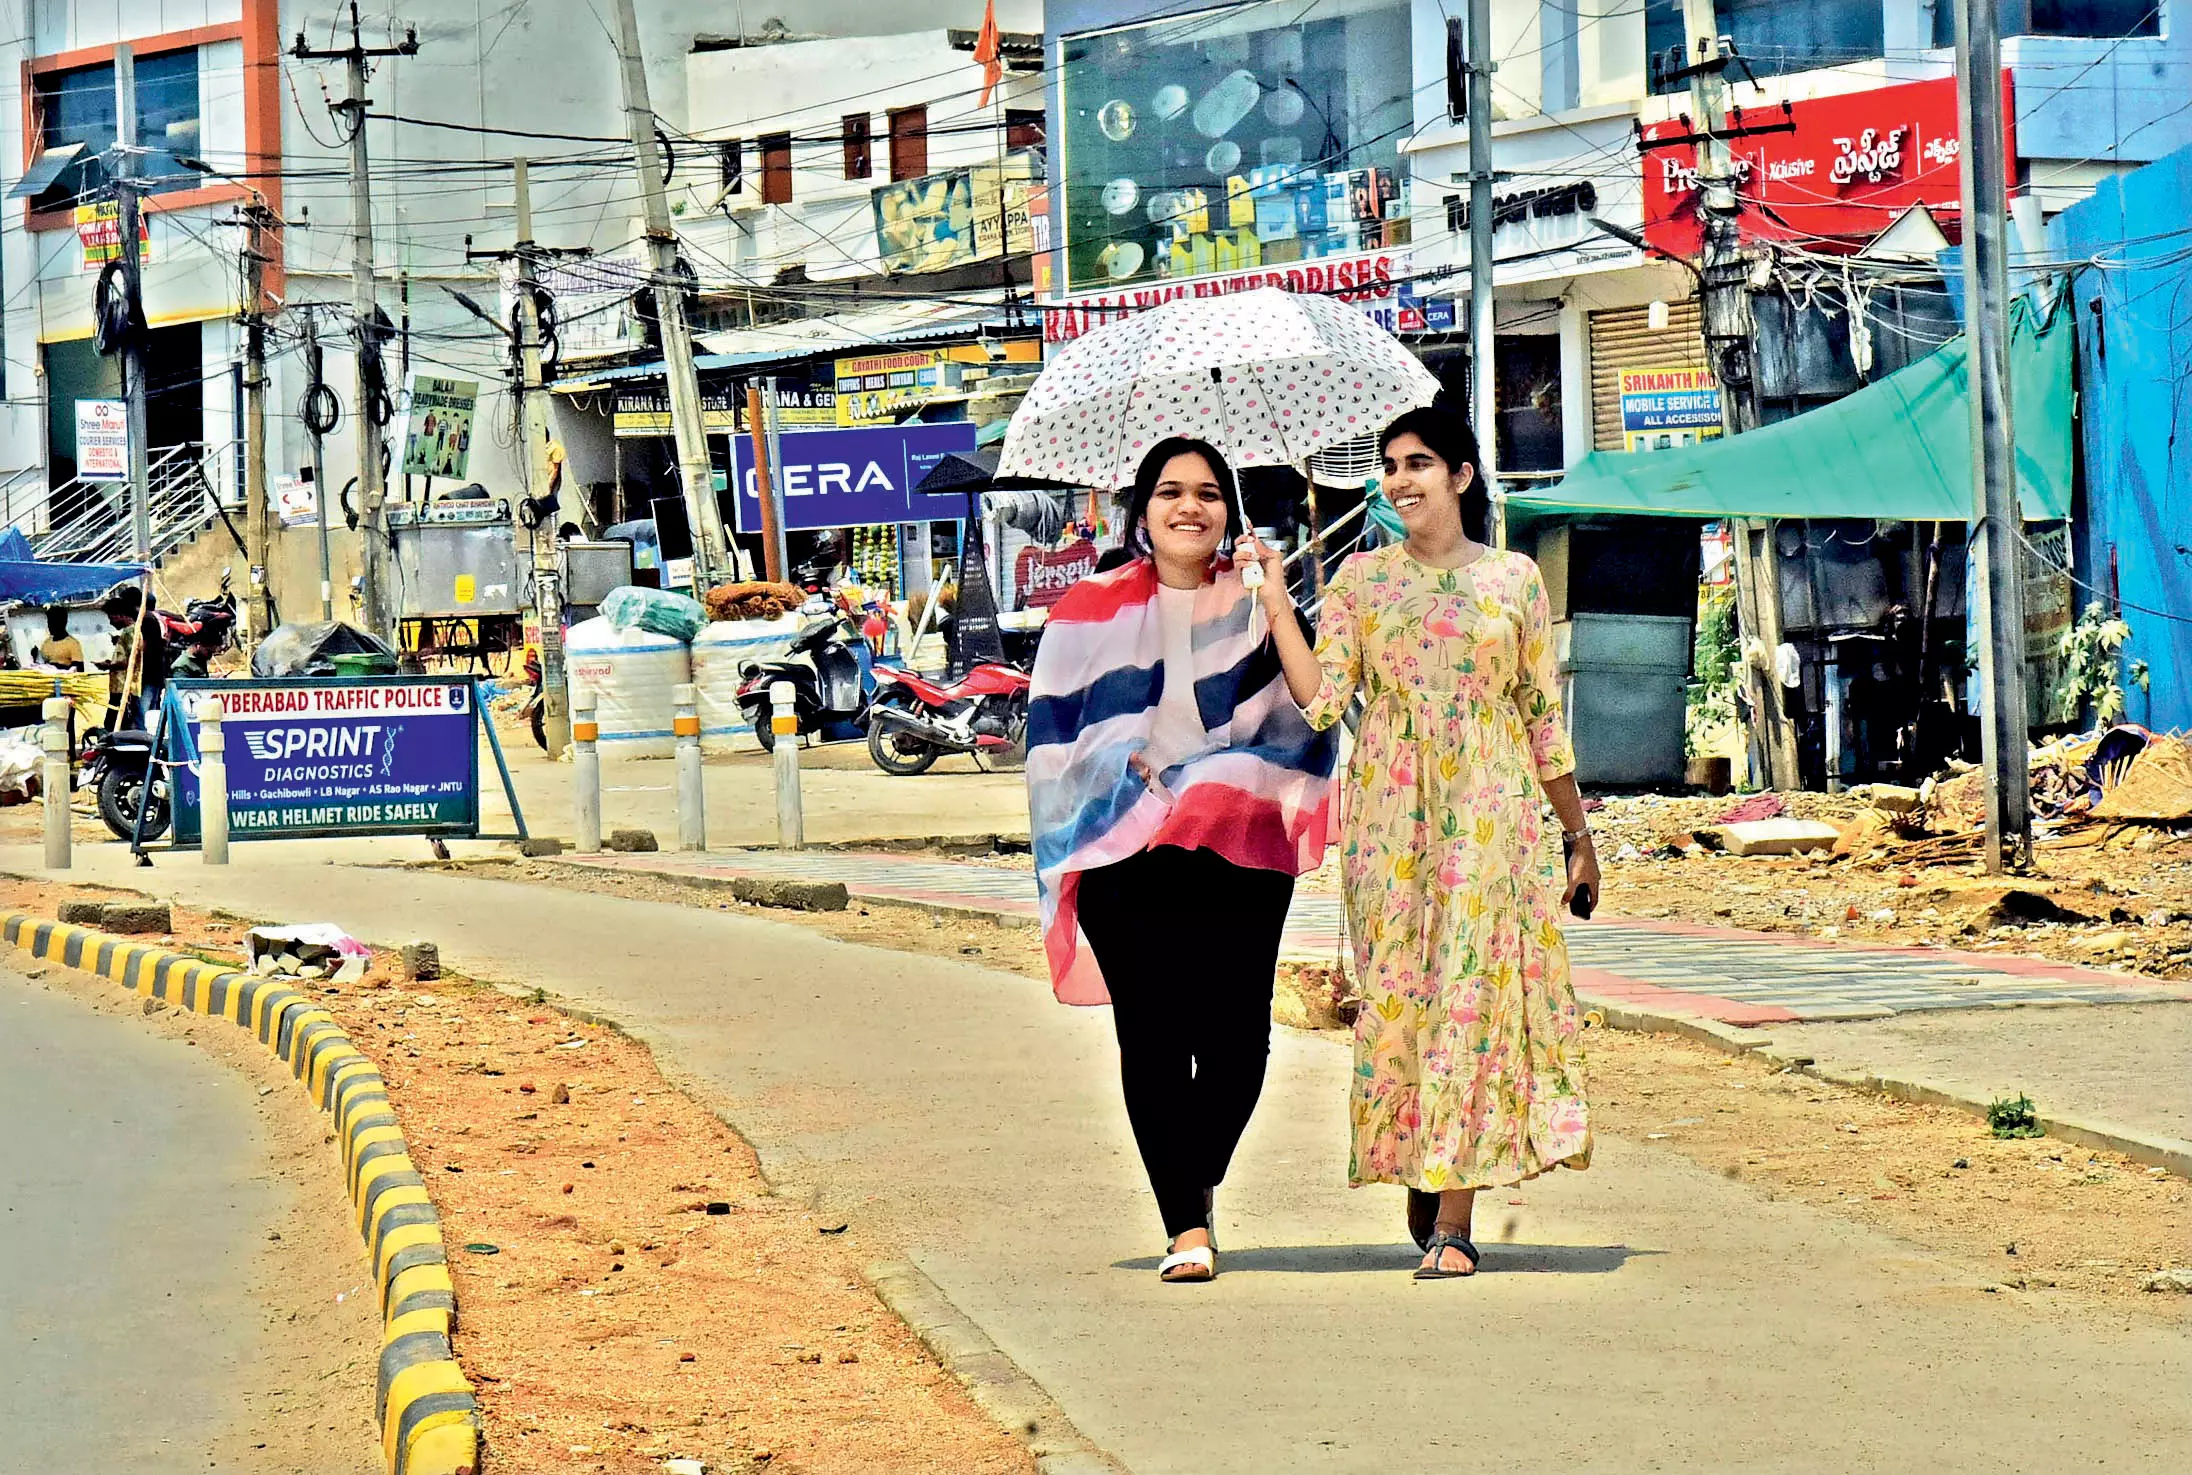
left=996, top=287, right=1442, bottom=492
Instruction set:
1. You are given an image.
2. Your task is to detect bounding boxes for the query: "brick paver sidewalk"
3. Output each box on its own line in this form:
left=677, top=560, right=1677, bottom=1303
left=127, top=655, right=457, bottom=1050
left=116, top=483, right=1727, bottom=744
left=566, top=849, right=2192, bottom=1026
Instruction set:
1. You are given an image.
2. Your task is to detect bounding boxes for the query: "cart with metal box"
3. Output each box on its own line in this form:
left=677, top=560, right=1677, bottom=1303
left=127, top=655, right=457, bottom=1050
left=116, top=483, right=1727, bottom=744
left=388, top=498, right=529, bottom=671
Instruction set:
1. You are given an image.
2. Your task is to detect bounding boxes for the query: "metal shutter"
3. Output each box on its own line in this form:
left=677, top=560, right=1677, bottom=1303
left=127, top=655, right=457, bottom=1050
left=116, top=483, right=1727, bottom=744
left=1589, top=302, right=1709, bottom=452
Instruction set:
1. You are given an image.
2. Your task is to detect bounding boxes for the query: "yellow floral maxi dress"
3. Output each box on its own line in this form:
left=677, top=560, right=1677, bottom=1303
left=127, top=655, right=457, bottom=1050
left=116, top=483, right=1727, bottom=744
left=1303, top=545, right=1594, bottom=1191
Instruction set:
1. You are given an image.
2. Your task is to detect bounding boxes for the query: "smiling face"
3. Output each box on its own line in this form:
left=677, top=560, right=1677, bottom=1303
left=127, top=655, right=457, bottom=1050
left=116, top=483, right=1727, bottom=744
left=1381, top=431, right=1472, bottom=540
left=1142, top=450, right=1229, bottom=568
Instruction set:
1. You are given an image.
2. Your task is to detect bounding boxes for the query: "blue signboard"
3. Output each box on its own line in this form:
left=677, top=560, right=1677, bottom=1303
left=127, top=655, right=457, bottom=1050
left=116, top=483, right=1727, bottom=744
left=729, top=421, right=979, bottom=533
left=163, top=677, right=493, bottom=844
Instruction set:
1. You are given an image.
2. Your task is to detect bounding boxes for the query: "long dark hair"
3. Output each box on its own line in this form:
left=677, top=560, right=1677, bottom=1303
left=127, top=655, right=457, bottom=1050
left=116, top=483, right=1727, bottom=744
left=1120, top=436, right=1243, bottom=555
left=1379, top=407, right=1490, bottom=542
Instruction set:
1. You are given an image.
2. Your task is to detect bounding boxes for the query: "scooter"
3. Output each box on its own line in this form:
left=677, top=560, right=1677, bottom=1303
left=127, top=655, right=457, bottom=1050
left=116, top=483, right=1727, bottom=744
left=733, top=615, right=870, bottom=752
left=81, top=726, right=168, bottom=841
left=864, top=660, right=1032, bottom=776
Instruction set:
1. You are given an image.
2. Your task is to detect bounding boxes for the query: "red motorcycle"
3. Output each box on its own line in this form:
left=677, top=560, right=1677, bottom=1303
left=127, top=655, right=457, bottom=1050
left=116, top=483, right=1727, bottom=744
left=865, top=660, right=1031, bottom=775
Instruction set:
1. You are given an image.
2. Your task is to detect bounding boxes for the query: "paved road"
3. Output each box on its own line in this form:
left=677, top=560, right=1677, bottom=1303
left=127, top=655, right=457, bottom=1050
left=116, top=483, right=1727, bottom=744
left=32, top=845, right=2192, bottom=1475
left=0, top=963, right=277, bottom=1474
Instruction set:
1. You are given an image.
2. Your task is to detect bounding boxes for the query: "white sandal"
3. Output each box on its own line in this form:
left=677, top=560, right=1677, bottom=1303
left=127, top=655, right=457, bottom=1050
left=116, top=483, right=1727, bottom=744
left=1158, top=1244, right=1216, bottom=1283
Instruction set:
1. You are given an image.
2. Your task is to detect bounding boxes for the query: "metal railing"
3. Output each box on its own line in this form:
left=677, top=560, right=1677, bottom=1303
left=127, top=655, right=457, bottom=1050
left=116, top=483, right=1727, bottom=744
left=0, top=466, right=43, bottom=534
left=33, top=440, right=242, bottom=566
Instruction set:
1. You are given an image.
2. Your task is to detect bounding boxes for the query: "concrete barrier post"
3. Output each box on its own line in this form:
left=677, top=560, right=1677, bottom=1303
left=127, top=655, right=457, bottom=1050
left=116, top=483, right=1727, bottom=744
left=198, top=695, right=229, bottom=865
left=770, top=680, right=803, bottom=850
left=40, top=695, right=71, bottom=870
left=673, top=681, right=705, bottom=852
left=572, top=687, right=602, bottom=854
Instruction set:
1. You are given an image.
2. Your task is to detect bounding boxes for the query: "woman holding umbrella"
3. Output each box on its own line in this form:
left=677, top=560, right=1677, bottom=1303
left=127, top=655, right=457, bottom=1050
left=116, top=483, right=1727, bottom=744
left=1248, top=406, right=1599, bottom=1280
left=1026, top=437, right=1336, bottom=1284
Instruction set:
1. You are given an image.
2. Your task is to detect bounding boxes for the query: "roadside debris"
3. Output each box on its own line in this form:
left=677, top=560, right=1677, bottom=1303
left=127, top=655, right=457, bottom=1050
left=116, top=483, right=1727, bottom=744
left=246, top=924, right=371, bottom=983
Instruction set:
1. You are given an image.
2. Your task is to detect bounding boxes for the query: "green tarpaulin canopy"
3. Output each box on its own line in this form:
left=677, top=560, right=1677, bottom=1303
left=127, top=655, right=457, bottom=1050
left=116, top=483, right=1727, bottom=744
left=1511, top=295, right=2072, bottom=522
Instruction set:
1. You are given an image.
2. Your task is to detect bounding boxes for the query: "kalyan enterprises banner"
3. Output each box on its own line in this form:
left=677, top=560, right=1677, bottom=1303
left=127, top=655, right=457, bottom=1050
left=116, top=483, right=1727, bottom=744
left=165, top=678, right=481, bottom=843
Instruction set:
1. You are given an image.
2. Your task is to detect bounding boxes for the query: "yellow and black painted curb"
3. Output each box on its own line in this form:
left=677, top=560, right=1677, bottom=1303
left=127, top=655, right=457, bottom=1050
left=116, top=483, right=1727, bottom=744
left=1, top=910, right=480, bottom=1475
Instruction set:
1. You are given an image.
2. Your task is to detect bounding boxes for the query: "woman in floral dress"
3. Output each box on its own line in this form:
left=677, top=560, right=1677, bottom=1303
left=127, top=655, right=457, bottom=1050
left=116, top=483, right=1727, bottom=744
left=1243, top=406, right=1600, bottom=1279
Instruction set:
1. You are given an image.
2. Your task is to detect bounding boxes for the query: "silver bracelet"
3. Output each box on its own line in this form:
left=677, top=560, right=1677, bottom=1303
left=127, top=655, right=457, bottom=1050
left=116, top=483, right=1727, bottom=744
left=1561, top=827, right=1591, bottom=845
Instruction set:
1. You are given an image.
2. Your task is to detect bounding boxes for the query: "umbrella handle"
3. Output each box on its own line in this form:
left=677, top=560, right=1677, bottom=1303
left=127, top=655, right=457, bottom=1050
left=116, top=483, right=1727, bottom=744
left=1208, top=364, right=1263, bottom=588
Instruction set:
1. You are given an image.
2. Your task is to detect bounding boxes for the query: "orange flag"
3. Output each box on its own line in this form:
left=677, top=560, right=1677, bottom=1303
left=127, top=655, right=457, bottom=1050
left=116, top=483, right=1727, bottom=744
left=974, top=0, right=1003, bottom=108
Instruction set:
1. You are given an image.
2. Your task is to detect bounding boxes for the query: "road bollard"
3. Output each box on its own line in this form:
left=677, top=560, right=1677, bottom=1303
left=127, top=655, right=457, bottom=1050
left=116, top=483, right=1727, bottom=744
left=770, top=680, right=803, bottom=850
left=198, top=695, right=229, bottom=865
left=40, top=695, right=70, bottom=871
left=673, top=682, right=705, bottom=852
left=572, top=687, right=602, bottom=854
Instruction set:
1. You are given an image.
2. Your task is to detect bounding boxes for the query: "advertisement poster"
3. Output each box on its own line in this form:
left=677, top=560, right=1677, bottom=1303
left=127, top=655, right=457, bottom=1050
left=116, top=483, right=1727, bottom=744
left=1618, top=367, right=1724, bottom=452
left=873, top=152, right=1038, bottom=276
left=74, top=201, right=150, bottom=271
left=274, top=475, right=319, bottom=526
left=401, top=377, right=480, bottom=478
left=729, top=421, right=978, bottom=534
left=1641, top=72, right=2014, bottom=257
left=834, top=350, right=961, bottom=426
left=74, top=399, right=129, bottom=481
left=166, top=678, right=481, bottom=844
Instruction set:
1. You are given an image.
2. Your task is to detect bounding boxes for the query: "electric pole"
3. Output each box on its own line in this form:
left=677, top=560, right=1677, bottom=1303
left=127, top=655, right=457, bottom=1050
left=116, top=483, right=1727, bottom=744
left=293, top=4, right=418, bottom=641
left=1954, top=0, right=2032, bottom=872
left=302, top=309, right=336, bottom=621
left=1464, top=0, right=1501, bottom=545
left=1671, top=0, right=1800, bottom=791
left=113, top=45, right=152, bottom=566
left=511, top=159, right=572, bottom=755
left=610, top=0, right=730, bottom=591
left=238, top=203, right=277, bottom=642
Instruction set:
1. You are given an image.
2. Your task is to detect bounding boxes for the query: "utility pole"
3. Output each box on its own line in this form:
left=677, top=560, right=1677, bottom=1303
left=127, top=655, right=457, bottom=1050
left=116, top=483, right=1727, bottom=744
left=1954, top=0, right=2031, bottom=872
left=239, top=203, right=276, bottom=642
left=1671, top=0, right=1800, bottom=790
left=511, top=159, right=572, bottom=756
left=302, top=309, right=336, bottom=621
left=1463, top=0, right=1502, bottom=545
left=293, top=4, right=418, bottom=641
left=611, top=0, right=730, bottom=591
left=113, top=46, right=152, bottom=565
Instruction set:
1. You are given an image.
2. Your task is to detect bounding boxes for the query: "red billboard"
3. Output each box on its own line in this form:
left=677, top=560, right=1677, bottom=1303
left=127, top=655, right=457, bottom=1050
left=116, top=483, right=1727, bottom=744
left=1640, top=73, right=2014, bottom=259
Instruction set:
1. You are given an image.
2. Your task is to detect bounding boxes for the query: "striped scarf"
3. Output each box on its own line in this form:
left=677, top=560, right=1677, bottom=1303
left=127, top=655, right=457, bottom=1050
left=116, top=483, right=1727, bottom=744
left=1026, top=557, right=1336, bottom=1004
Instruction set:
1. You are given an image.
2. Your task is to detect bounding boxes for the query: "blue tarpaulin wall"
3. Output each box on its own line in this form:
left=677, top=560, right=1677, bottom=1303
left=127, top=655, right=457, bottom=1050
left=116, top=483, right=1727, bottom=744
left=2052, top=143, right=2192, bottom=732
left=0, top=528, right=145, bottom=606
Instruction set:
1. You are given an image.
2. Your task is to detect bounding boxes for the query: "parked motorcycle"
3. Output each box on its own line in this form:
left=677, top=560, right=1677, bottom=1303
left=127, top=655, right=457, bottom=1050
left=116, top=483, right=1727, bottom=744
left=159, top=581, right=241, bottom=679
left=81, top=726, right=168, bottom=841
left=864, top=660, right=1031, bottom=776
left=733, top=616, right=870, bottom=752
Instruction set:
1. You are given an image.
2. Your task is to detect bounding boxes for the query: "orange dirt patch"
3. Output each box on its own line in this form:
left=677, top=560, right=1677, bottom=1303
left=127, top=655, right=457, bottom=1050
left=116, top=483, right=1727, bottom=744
left=0, top=878, right=1032, bottom=1475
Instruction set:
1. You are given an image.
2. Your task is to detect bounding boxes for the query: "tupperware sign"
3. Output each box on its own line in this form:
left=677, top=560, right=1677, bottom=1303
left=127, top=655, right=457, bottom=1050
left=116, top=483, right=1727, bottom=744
left=167, top=678, right=480, bottom=843
left=729, top=421, right=978, bottom=533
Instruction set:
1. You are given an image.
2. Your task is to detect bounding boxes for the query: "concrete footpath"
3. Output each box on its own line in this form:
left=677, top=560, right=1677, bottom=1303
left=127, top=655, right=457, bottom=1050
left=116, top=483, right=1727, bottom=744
left=565, top=846, right=2192, bottom=1161
left=0, top=960, right=278, bottom=1472
left=14, top=842, right=2191, bottom=1475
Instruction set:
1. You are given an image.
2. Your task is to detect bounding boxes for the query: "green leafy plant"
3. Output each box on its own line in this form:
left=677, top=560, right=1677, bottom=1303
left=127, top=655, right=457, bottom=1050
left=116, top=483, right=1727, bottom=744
left=2050, top=602, right=2139, bottom=723
left=1686, top=585, right=1742, bottom=758
left=1986, top=1093, right=2044, bottom=1139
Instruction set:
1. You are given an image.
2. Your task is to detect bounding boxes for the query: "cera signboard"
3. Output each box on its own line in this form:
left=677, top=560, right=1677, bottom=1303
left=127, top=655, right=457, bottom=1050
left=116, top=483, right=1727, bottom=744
left=1641, top=73, right=2013, bottom=258
left=728, top=421, right=979, bottom=533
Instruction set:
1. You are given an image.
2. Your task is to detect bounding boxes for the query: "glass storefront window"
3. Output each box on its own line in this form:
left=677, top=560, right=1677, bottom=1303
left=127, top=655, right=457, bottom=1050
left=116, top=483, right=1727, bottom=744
left=1058, top=0, right=1412, bottom=293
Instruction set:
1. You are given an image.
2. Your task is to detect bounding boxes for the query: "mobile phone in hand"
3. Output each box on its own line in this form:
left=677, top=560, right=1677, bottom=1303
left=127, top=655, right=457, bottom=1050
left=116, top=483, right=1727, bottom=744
left=1563, top=835, right=1596, bottom=920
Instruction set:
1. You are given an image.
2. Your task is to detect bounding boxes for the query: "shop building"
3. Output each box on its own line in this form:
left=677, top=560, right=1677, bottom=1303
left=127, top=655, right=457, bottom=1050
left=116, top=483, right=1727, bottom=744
left=547, top=22, right=1052, bottom=601
left=0, top=2, right=1040, bottom=621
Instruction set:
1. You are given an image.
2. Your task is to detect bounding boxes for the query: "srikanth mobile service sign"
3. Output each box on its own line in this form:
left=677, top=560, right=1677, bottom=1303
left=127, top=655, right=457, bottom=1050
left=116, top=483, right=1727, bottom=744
left=165, top=677, right=482, bottom=843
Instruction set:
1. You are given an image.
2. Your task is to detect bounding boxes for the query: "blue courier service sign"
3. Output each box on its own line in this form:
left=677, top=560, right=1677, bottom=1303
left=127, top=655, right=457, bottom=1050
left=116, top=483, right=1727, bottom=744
left=166, top=677, right=481, bottom=843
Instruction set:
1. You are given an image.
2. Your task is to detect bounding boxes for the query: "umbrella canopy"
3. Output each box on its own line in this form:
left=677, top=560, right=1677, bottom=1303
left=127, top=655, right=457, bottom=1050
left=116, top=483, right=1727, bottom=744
left=911, top=445, right=1082, bottom=496
left=997, top=287, right=1440, bottom=489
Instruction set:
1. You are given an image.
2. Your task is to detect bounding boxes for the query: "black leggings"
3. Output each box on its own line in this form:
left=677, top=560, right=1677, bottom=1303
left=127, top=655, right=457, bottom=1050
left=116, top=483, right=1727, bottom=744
left=1076, top=845, right=1296, bottom=1240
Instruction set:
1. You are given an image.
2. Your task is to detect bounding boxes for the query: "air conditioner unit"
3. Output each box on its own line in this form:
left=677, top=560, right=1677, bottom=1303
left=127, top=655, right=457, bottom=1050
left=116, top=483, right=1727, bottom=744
left=1307, top=432, right=1381, bottom=489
